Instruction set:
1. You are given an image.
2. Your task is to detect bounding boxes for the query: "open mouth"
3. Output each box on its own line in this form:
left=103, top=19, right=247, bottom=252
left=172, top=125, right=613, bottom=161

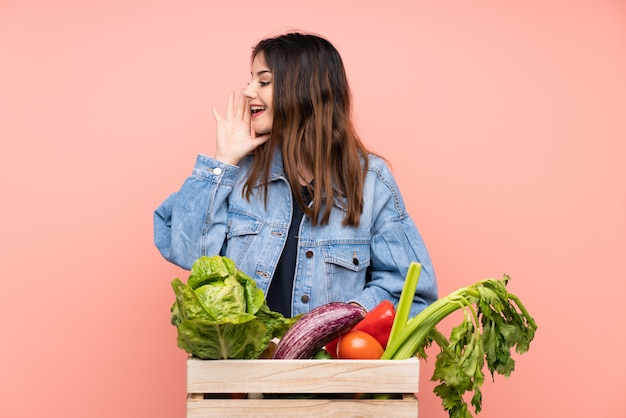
left=250, top=105, right=266, bottom=115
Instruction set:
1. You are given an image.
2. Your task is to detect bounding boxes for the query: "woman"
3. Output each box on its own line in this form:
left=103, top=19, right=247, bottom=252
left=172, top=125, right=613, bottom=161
left=154, top=32, right=437, bottom=318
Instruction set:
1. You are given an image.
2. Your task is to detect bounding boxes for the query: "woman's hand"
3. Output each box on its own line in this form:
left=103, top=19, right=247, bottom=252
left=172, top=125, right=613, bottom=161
left=211, top=90, right=270, bottom=166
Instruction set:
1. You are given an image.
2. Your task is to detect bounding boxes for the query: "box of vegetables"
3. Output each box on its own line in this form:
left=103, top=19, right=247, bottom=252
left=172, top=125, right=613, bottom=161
left=171, top=256, right=537, bottom=418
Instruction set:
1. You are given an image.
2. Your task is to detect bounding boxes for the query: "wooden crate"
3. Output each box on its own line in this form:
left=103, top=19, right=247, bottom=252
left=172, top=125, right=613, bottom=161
left=187, top=357, right=420, bottom=417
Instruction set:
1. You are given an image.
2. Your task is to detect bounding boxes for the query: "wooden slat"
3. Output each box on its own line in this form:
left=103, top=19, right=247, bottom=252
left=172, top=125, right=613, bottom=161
left=187, top=398, right=418, bottom=418
left=187, top=358, right=420, bottom=394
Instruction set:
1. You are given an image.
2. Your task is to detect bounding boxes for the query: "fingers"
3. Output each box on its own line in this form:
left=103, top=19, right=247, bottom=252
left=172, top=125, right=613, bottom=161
left=213, top=90, right=249, bottom=125
left=211, top=106, right=222, bottom=122
left=241, top=90, right=251, bottom=124
left=235, top=89, right=246, bottom=120
left=225, top=91, right=235, bottom=119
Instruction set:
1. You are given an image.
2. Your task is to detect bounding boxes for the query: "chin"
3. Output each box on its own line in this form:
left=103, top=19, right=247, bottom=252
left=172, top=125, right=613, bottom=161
left=253, top=125, right=272, bottom=135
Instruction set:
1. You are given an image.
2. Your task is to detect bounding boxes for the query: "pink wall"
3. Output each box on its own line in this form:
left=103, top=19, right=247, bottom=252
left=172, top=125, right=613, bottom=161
left=1, top=1, right=624, bottom=417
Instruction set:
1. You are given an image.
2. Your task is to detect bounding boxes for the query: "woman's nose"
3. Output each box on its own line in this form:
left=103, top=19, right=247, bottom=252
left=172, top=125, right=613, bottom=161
left=243, top=83, right=255, bottom=99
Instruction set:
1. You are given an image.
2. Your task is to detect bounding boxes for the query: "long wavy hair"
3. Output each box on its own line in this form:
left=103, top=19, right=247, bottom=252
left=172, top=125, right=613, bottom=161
left=243, top=32, right=370, bottom=227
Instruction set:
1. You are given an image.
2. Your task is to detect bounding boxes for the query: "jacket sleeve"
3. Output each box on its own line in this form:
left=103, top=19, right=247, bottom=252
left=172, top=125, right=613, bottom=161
left=360, top=214, right=438, bottom=317
left=350, top=162, right=438, bottom=317
left=153, top=155, right=240, bottom=270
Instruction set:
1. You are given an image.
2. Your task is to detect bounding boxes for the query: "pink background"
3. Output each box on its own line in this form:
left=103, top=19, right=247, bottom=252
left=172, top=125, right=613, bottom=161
left=1, top=1, right=625, bottom=417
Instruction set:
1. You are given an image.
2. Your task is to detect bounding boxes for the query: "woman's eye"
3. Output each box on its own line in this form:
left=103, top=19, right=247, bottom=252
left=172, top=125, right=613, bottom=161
left=259, top=81, right=271, bottom=87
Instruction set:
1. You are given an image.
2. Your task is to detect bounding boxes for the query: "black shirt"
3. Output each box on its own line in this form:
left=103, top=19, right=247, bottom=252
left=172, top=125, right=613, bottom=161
left=265, top=186, right=311, bottom=317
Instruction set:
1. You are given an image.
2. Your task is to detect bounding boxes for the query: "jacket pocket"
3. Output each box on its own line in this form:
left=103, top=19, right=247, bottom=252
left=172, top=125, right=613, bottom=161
left=321, top=242, right=371, bottom=272
left=225, top=210, right=264, bottom=262
left=320, top=243, right=371, bottom=303
left=226, top=210, right=264, bottom=238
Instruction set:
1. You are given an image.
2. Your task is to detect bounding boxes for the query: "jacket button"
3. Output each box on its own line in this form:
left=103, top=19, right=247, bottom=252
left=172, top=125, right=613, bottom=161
left=305, top=250, right=314, bottom=258
left=301, top=295, right=310, bottom=303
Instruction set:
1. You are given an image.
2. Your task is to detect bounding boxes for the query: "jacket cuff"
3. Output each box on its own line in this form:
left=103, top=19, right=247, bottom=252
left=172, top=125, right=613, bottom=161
left=192, top=154, right=240, bottom=185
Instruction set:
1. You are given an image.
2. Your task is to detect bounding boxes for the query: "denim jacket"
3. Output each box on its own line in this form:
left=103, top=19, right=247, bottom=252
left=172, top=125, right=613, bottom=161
left=154, top=151, right=437, bottom=317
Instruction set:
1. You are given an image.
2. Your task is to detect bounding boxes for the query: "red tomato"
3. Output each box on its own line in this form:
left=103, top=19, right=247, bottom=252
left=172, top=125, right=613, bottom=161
left=337, top=330, right=384, bottom=359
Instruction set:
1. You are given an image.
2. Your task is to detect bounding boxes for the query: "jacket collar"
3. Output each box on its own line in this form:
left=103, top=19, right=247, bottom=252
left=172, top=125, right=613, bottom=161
left=247, top=148, right=349, bottom=212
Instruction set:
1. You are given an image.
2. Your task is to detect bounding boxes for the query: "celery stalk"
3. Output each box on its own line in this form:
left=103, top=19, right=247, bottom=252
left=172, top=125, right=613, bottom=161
left=381, top=287, right=477, bottom=360
left=386, top=262, right=421, bottom=349
left=379, top=275, right=538, bottom=418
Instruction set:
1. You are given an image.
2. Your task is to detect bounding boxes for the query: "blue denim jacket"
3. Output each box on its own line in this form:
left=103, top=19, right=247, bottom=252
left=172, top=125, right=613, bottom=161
left=154, top=151, right=437, bottom=317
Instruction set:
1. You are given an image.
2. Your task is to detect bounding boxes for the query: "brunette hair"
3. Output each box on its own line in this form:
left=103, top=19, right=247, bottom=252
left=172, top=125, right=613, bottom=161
left=243, top=32, right=370, bottom=227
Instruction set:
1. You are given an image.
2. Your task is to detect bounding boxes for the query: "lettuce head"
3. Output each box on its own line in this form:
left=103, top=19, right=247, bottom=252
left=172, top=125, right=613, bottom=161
left=170, top=255, right=296, bottom=359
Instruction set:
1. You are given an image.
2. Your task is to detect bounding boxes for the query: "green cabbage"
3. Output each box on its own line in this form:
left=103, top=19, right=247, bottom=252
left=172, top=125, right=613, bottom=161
left=170, top=256, right=296, bottom=359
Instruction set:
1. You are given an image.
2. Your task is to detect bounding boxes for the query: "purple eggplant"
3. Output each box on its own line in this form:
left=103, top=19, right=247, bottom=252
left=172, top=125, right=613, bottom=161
left=272, top=302, right=366, bottom=359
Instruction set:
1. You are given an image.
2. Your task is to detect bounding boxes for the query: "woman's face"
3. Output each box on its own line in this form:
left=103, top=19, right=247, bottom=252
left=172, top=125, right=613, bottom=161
left=244, top=53, right=273, bottom=135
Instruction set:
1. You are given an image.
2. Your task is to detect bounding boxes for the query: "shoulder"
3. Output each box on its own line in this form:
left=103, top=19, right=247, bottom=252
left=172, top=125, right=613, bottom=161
left=362, top=153, right=409, bottom=212
left=365, top=153, right=389, bottom=171
left=364, top=153, right=396, bottom=184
